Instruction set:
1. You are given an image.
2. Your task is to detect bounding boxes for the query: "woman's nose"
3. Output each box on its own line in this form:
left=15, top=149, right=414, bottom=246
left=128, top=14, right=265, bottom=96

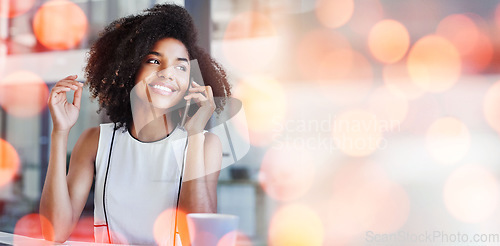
left=157, top=66, right=174, bottom=79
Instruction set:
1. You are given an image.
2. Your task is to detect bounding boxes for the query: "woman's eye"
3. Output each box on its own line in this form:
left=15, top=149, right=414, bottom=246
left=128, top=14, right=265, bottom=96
left=146, top=59, right=160, bottom=64
left=175, top=65, right=187, bottom=71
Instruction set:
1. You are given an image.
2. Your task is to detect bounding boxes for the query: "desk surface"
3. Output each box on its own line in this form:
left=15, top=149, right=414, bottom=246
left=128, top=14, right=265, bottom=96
left=0, top=231, right=115, bottom=246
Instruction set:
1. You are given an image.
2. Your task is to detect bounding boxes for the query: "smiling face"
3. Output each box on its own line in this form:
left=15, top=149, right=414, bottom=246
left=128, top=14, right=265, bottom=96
left=134, top=37, right=190, bottom=110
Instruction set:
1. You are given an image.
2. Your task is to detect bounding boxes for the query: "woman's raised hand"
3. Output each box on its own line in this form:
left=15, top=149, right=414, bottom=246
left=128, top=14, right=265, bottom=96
left=183, top=81, right=216, bottom=136
left=47, top=75, right=84, bottom=133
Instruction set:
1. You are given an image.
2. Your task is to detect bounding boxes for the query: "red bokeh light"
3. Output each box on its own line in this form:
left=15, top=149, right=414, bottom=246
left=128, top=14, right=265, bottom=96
left=0, top=0, right=36, bottom=18
left=0, top=71, right=49, bottom=118
left=14, top=213, right=54, bottom=244
left=68, top=216, right=94, bottom=242
left=258, top=147, right=316, bottom=201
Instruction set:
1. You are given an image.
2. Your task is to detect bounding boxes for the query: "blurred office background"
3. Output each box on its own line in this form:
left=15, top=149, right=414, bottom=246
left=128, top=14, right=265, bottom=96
left=1, top=0, right=500, bottom=245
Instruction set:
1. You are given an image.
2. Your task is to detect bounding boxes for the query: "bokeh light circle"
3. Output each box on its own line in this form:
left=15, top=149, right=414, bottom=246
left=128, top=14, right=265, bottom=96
left=269, top=204, right=324, bottom=246
left=383, top=61, right=425, bottom=100
left=33, top=0, right=88, bottom=50
left=483, top=81, right=500, bottom=134
left=436, top=14, right=479, bottom=56
left=154, top=208, right=187, bottom=246
left=368, top=19, right=410, bottom=64
left=295, top=29, right=351, bottom=81
left=331, top=110, right=383, bottom=157
left=258, top=147, right=316, bottom=202
left=233, top=76, right=287, bottom=146
left=217, top=230, right=252, bottom=246
left=426, top=117, right=470, bottom=164
left=326, top=162, right=410, bottom=243
left=462, top=32, right=493, bottom=74
left=0, top=71, right=49, bottom=117
left=315, top=0, right=354, bottom=29
left=0, top=0, right=36, bottom=18
left=407, top=35, right=461, bottom=93
left=0, top=138, right=20, bottom=187
left=444, top=165, right=499, bottom=223
left=14, top=213, right=54, bottom=244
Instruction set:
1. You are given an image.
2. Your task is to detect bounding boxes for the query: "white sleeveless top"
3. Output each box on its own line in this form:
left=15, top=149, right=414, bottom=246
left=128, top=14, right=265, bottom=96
left=94, top=123, right=189, bottom=245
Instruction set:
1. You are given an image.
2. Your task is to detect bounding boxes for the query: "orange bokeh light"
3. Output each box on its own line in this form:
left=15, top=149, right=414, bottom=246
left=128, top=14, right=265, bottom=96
left=222, top=11, right=278, bottom=74
left=0, top=71, right=49, bottom=117
left=367, top=86, right=408, bottom=131
left=0, top=138, right=20, bottom=187
left=258, top=147, right=316, bottom=202
left=295, top=29, right=351, bottom=81
left=326, top=162, right=409, bottom=243
left=407, top=35, right=461, bottom=93
left=347, top=0, right=384, bottom=37
left=436, top=14, right=479, bottom=56
left=154, top=208, right=187, bottom=246
left=483, top=81, right=500, bottom=134
left=14, top=213, right=54, bottom=244
left=233, top=76, right=286, bottom=146
left=268, top=204, right=324, bottom=246
left=331, top=110, right=383, bottom=157
left=0, top=0, right=36, bottom=18
left=383, top=61, right=425, bottom=100
left=315, top=0, right=354, bottom=29
left=425, top=117, right=470, bottom=164
left=368, top=19, right=410, bottom=64
left=33, top=0, right=88, bottom=50
left=444, top=165, right=499, bottom=223
left=317, top=49, right=373, bottom=105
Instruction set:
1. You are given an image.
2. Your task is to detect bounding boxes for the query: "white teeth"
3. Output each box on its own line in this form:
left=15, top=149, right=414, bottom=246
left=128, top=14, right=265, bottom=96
left=153, top=84, right=173, bottom=92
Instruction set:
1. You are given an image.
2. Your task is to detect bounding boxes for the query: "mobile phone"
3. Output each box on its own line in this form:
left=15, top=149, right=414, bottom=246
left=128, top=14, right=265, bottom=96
left=180, top=77, right=192, bottom=128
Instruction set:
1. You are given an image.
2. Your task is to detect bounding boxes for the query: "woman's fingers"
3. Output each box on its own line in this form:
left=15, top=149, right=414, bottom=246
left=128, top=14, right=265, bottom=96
left=184, top=91, right=216, bottom=110
left=184, top=93, right=207, bottom=102
left=49, top=76, right=83, bottom=104
left=191, top=81, right=201, bottom=87
left=73, top=86, right=83, bottom=109
left=188, top=87, right=207, bottom=93
left=55, top=80, right=82, bottom=90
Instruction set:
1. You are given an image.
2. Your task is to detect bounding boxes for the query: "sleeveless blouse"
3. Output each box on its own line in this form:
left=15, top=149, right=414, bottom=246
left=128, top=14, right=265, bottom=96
left=94, top=123, right=189, bottom=245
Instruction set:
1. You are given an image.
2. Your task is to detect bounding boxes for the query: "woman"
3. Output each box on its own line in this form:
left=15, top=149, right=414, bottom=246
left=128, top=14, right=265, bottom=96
left=39, top=4, right=231, bottom=245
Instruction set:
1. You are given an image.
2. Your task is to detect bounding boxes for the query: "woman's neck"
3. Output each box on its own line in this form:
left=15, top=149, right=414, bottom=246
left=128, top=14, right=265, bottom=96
left=129, top=114, right=175, bottom=142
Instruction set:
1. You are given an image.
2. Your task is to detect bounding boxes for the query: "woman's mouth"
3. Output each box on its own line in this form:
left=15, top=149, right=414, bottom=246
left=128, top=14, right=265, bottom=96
left=148, top=83, right=177, bottom=95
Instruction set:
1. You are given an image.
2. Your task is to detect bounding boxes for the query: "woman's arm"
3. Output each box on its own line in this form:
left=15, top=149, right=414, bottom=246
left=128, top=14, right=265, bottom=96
left=177, top=131, right=223, bottom=245
left=39, top=75, right=97, bottom=243
left=40, top=128, right=98, bottom=243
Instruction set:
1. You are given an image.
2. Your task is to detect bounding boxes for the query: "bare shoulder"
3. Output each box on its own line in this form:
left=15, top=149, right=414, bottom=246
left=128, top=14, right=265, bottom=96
left=203, top=132, right=222, bottom=153
left=72, top=126, right=100, bottom=162
left=203, top=132, right=222, bottom=173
